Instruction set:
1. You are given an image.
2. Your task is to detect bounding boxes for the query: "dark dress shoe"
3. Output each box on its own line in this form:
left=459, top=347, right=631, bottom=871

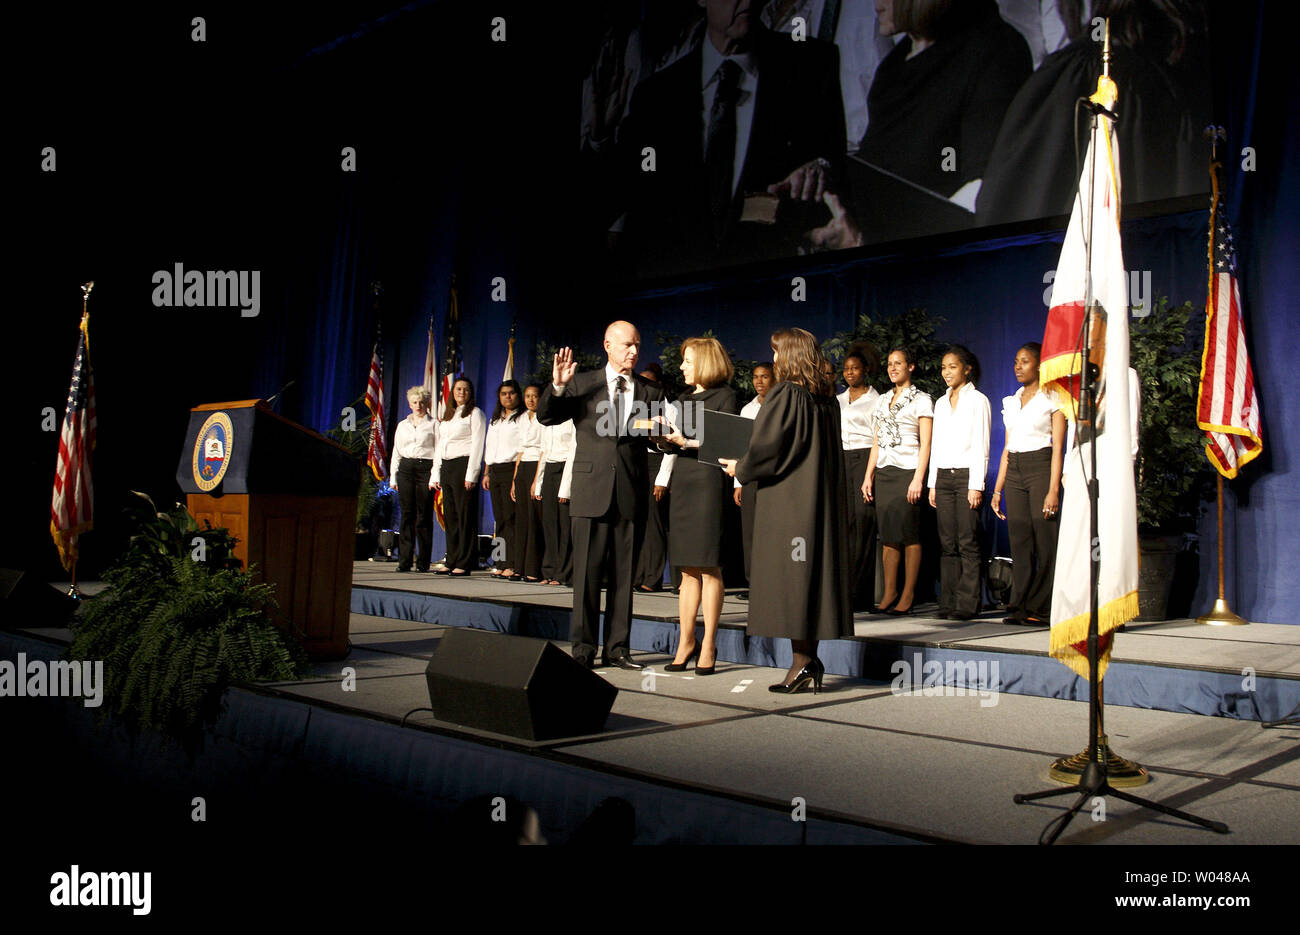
left=1002, top=613, right=1027, bottom=625
left=934, top=610, right=951, bottom=620
left=395, top=565, right=411, bottom=573
left=572, top=655, right=595, bottom=670
left=948, top=611, right=974, bottom=621
left=603, top=653, right=643, bottom=671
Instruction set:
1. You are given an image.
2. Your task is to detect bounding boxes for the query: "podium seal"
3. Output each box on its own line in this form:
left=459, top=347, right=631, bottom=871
left=193, top=412, right=234, bottom=492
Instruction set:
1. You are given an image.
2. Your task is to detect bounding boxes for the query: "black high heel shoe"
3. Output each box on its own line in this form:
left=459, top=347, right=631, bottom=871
left=664, top=642, right=700, bottom=672
left=695, top=643, right=719, bottom=676
left=768, top=657, right=824, bottom=694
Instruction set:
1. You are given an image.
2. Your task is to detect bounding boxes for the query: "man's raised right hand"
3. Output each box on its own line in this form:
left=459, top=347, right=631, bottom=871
left=553, top=346, right=577, bottom=388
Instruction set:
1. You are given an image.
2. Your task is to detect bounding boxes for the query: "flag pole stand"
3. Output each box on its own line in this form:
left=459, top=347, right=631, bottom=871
left=1197, top=475, right=1247, bottom=625
left=1013, top=25, right=1227, bottom=840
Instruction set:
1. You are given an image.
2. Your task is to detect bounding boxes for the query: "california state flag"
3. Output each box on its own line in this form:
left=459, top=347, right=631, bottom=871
left=1039, top=74, right=1139, bottom=679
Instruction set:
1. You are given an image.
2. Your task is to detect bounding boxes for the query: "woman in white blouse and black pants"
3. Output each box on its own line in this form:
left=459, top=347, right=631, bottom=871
left=433, top=377, right=486, bottom=576
left=837, top=350, right=881, bottom=611
left=863, top=347, right=933, bottom=615
left=990, top=342, right=1065, bottom=624
left=512, top=385, right=547, bottom=582
left=390, top=385, right=438, bottom=572
left=483, top=380, right=524, bottom=579
left=927, top=346, right=990, bottom=620
left=534, top=416, right=576, bottom=586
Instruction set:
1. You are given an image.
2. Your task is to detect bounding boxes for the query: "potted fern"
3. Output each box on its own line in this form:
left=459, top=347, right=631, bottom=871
left=1130, top=297, right=1216, bottom=619
left=68, top=492, right=308, bottom=753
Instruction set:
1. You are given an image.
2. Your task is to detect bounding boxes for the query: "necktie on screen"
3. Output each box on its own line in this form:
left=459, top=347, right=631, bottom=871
left=705, top=59, right=742, bottom=245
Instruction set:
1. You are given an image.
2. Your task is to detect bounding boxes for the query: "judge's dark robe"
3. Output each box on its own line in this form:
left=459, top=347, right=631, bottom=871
left=735, top=382, right=851, bottom=641
left=976, top=38, right=1210, bottom=227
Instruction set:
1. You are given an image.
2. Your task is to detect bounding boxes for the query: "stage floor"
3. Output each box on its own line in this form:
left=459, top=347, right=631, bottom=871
left=12, top=570, right=1299, bottom=844
left=249, top=611, right=1300, bottom=844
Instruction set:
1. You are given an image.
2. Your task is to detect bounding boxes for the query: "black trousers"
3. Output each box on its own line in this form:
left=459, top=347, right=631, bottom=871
left=934, top=468, right=982, bottom=615
left=1004, top=448, right=1058, bottom=619
left=397, top=457, right=433, bottom=570
left=540, top=464, right=573, bottom=583
left=844, top=449, right=877, bottom=610
left=571, top=500, right=641, bottom=660
left=487, top=462, right=517, bottom=568
left=440, top=457, right=478, bottom=571
left=636, top=458, right=669, bottom=589
left=513, top=461, right=543, bottom=579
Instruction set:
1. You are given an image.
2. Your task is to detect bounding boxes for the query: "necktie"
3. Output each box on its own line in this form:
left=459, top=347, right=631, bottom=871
left=705, top=59, right=742, bottom=245
left=614, top=376, right=627, bottom=437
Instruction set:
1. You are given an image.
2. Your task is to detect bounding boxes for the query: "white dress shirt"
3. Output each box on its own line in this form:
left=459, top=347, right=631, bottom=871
left=1003, top=385, right=1060, bottom=453
left=871, top=386, right=934, bottom=471
left=654, top=398, right=682, bottom=488
left=434, top=407, right=486, bottom=484
left=928, top=384, right=991, bottom=491
left=534, top=419, right=577, bottom=498
left=517, top=411, right=544, bottom=462
left=837, top=386, right=881, bottom=450
left=700, top=40, right=758, bottom=197
left=389, top=413, right=437, bottom=479
left=484, top=413, right=524, bottom=465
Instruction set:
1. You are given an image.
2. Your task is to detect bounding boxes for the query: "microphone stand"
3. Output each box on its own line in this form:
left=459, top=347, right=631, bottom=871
left=1012, top=23, right=1228, bottom=843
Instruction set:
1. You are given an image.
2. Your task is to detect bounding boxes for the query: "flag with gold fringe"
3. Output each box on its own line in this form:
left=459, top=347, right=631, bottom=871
left=1197, top=168, right=1262, bottom=479
left=363, top=326, right=388, bottom=482
left=50, top=311, right=96, bottom=571
left=1039, top=73, right=1139, bottom=679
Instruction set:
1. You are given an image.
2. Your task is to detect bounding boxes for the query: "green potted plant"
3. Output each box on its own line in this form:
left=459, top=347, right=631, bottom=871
left=1129, top=296, right=1216, bottom=619
left=822, top=308, right=948, bottom=398
left=68, top=492, right=308, bottom=753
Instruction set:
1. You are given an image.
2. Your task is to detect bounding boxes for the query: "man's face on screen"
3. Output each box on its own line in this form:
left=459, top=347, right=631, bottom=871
left=701, top=0, right=753, bottom=52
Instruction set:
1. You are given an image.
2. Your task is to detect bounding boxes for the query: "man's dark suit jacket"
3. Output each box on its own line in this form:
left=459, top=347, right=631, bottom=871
left=619, top=26, right=846, bottom=276
left=537, top=370, right=666, bottom=522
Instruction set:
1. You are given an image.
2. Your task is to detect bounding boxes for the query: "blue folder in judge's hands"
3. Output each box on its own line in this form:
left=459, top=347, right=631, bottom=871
left=698, top=408, right=754, bottom=469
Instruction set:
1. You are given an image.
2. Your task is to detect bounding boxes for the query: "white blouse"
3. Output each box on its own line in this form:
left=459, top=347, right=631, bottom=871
left=871, top=385, right=934, bottom=471
left=484, top=414, right=524, bottom=465
left=1002, top=386, right=1059, bottom=453
left=389, top=414, right=437, bottom=479
left=434, top=407, right=486, bottom=483
left=534, top=420, right=577, bottom=499
left=517, top=411, right=544, bottom=461
left=927, top=384, right=991, bottom=491
left=837, top=386, right=880, bottom=450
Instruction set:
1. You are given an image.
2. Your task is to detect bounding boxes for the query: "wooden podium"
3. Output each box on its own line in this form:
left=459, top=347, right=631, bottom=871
left=176, top=399, right=360, bottom=659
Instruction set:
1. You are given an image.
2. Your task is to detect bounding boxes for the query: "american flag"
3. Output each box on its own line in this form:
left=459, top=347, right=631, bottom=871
left=1197, top=179, right=1262, bottom=478
left=364, top=328, right=388, bottom=481
left=441, top=276, right=462, bottom=413
left=50, top=313, right=97, bottom=571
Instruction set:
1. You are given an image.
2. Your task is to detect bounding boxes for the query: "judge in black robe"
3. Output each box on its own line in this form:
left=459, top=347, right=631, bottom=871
left=725, top=364, right=851, bottom=691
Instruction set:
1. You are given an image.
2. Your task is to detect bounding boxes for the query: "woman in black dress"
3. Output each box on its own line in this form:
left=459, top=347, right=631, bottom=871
left=657, top=337, right=739, bottom=676
left=720, top=328, right=851, bottom=694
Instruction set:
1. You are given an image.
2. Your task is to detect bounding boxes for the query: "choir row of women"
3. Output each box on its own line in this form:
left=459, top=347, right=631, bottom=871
left=388, top=379, right=577, bottom=583
left=389, top=332, right=1068, bottom=689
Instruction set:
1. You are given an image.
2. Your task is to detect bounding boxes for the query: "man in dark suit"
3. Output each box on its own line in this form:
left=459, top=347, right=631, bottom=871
left=617, top=0, right=847, bottom=276
left=538, top=321, right=666, bottom=669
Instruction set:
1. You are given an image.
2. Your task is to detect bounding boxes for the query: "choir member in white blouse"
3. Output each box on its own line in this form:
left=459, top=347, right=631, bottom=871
left=926, top=346, right=990, bottom=620
left=390, top=386, right=438, bottom=573
left=433, top=377, right=486, bottom=576
left=533, top=414, right=576, bottom=586
left=837, top=349, right=881, bottom=610
left=990, top=342, right=1065, bottom=624
left=511, top=385, right=547, bottom=582
left=483, top=380, right=524, bottom=579
left=862, top=347, right=933, bottom=615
